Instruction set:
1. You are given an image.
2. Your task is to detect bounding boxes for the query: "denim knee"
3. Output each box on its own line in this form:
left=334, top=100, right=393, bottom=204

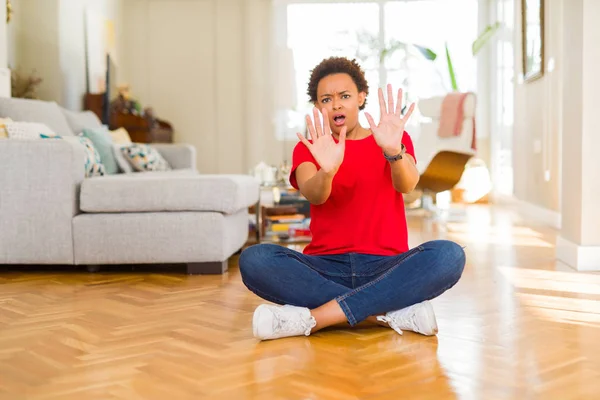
left=238, top=244, right=278, bottom=283
left=425, top=240, right=466, bottom=283
left=441, top=240, right=466, bottom=283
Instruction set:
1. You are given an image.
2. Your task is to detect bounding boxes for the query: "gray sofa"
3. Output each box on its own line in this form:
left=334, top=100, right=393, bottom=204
left=0, top=97, right=259, bottom=274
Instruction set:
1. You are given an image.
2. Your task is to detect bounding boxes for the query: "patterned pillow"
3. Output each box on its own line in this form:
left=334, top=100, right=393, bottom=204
left=120, top=143, right=171, bottom=172
left=6, top=121, right=56, bottom=139
left=41, top=134, right=105, bottom=177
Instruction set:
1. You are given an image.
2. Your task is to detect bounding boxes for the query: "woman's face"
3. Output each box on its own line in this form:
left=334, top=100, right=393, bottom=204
left=315, top=73, right=366, bottom=135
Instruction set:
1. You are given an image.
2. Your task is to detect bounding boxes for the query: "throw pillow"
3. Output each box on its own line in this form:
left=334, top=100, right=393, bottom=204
left=110, top=127, right=132, bottom=144
left=41, top=134, right=105, bottom=177
left=113, top=144, right=134, bottom=173
left=82, top=127, right=119, bottom=175
left=120, top=143, right=171, bottom=172
left=6, top=121, right=56, bottom=139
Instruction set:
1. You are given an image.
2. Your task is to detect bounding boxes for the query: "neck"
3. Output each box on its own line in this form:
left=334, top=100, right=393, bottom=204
left=344, top=124, right=368, bottom=140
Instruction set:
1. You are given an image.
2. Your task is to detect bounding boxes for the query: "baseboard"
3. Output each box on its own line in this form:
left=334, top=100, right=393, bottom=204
left=517, top=200, right=561, bottom=230
left=556, top=236, right=600, bottom=271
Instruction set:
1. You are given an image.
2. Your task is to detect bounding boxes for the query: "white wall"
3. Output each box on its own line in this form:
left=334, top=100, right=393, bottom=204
left=7, top=0, right=122, bottom=109
left=0, top=0, right=10, bottom=97
left=512, top=0, right=562, bottom=212
left=8, top=0, right=62, bottom=102
left=58, top=0, right=122, bottom=110
left=560, top=0, right=600, bottom=246
left=121, top=0, right=277, bottom=174
left=554, top=0, right=600, bottom=271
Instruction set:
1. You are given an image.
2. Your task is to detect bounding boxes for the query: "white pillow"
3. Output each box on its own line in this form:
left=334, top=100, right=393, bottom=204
left=6, top=121, right=56, bottom=140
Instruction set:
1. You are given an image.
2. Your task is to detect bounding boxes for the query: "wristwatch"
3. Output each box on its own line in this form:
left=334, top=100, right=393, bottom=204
left=383, top=144, right=406, bottom=162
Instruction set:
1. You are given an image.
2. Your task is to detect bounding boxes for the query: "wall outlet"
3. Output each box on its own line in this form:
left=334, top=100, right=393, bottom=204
left=534, top=139, right=542, bottom=154
left=544, top=170, right=551, bottom=182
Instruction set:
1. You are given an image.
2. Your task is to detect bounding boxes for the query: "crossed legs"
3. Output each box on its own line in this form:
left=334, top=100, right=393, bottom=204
left=239, top=241, right=465, bottom=340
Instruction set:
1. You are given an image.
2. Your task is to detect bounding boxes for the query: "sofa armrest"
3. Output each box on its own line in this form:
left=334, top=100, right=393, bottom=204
left=0, top=139, right=85, bottom=264
left=151, top=143, right=196, bottom=170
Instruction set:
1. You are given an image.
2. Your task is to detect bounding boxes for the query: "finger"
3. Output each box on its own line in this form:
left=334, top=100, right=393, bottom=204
left=387, top=84, right=394, bottom=115
left=395, top=88, right=403, bottom=116
left=338, top=126, right=347, bottom=146
left=313, top=108, right=323, bottom=137
left=305, top=115, right=317, bottom=142
left=322, top=108, right=331, bottom=135
left=297, top=132, right=312, bottom=148
left=364, top=112, right=377, bottom=131
left=378, top=87, right=386, bottom=119
left=403, top=102, right=416, bottom=122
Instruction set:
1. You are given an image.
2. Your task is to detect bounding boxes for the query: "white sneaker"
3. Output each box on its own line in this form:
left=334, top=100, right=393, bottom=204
left=376, top=301, right=438, bottom=336
left=253, top=304, right=317, bottom=340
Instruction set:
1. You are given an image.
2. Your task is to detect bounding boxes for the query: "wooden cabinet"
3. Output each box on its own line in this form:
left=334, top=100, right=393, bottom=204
left=84, top=93, right=174, bottom=143
left=109, top=112, right=173, bottom=143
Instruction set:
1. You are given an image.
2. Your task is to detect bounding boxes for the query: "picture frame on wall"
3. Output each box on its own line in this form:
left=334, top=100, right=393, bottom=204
left=521, top=0, right=544, bottom=82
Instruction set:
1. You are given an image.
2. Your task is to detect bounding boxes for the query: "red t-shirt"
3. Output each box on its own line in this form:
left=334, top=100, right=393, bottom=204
left=289, top=132, right=416, bottom=256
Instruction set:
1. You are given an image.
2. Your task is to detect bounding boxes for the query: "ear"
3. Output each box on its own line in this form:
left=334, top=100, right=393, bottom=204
left=358, top=92, right=366, bottom=108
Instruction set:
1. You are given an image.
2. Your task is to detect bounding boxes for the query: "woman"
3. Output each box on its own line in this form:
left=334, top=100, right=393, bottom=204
left=240, top=57, right=465, bottom=341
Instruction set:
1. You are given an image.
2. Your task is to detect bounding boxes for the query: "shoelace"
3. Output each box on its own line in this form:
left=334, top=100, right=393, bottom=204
left=377, top=315, right=403, bottom=335
left=273, top=307, right=316, bottom=336
left=377, top=309, right=419, bottom=335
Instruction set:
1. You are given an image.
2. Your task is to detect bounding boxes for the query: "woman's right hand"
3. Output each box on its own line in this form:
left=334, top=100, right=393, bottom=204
left=296, top=108, right=347, bottom=177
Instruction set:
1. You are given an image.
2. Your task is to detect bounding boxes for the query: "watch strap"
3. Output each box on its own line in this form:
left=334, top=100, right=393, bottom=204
left=383, top=144, right=406, bottom=162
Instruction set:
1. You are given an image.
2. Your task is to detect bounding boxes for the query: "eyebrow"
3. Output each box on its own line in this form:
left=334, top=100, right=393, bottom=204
left=320, top=90, right=350, bottom=98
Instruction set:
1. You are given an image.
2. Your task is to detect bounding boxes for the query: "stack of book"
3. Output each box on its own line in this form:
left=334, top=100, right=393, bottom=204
left=265, top=213, right=311, bottom=240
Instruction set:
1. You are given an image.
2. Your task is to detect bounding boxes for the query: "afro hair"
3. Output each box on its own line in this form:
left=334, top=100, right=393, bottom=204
left=307, top=57, right=369, bottom=110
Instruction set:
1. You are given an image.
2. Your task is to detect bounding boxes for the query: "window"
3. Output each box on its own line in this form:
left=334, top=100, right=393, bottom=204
left=274, top=0, right=479, bottom=139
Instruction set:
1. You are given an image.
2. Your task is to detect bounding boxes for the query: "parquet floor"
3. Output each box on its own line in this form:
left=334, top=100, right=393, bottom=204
left=1, top=204, right=600, bottom=399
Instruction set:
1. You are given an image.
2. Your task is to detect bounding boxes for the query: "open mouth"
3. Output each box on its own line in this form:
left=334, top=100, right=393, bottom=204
left=333, top=114, right=346, bottom=126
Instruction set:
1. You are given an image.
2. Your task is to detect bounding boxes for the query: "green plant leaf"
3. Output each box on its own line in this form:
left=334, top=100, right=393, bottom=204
left=413, top=45, right=437, bottom=61
left=472, top=21, right=502, bottom=56
left=445, top=42, right=458, bottom=91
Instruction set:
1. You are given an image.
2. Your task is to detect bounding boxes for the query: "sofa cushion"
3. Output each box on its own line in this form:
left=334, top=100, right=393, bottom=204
left=0, top=97, right=75, bottom=135
left=80, top=172, right=260, bottom=214
left=61, top=108, right=103, bottom=134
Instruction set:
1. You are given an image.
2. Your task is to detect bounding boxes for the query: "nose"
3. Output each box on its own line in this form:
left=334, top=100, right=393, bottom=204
left=332, top=99, right=341, bottom=110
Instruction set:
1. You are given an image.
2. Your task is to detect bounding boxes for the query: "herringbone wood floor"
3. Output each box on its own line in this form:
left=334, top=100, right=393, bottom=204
left=1, top=204, right=599, bottom=399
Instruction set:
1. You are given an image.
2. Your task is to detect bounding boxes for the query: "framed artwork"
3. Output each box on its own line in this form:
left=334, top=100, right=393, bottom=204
left=521, top=0, right=544, bottom=82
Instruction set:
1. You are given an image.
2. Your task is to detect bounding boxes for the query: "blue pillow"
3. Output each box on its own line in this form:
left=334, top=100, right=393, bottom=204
left=82, top=127, right=119, bottom=174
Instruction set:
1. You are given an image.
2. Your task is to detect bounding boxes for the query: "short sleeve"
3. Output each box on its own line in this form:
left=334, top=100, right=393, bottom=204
left=289, top=140, right=318, bottom=190
left=402, top=131, right=416, bottom=164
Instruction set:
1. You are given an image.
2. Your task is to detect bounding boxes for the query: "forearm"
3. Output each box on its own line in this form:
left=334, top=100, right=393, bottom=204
left=389, top=154, right=419, bottom=193
left=299, top=169, right=335, bottom=205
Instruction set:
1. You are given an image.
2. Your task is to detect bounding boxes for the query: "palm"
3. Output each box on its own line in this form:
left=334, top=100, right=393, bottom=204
left=365, top=84, right=415, bottom=155
left=297, top=108, right=346, bottom=175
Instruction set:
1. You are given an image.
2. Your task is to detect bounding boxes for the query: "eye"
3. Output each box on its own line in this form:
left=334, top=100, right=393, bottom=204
left=321, top=98, right=330, bottom=103
left=342, top=94, right=350, bottom=99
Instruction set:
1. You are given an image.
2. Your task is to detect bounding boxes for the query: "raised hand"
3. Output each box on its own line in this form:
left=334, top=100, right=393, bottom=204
left=297, top=108, right=347, bottom=176
left=365, top=84, right=415, bottom=156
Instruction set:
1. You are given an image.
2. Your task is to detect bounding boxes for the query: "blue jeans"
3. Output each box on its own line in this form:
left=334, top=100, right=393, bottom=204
left=239, top=240, right=466, bottom=326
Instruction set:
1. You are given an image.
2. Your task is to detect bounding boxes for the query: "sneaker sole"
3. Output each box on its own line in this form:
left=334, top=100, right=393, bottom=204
left=421, top=301, right=439, bottom=336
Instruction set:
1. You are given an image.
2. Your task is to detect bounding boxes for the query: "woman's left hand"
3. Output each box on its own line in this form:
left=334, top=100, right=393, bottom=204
left=365, top=84, right=415, bottom=156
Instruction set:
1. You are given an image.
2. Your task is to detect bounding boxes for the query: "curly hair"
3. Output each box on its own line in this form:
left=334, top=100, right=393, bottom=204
left=307, top=57, right=369, bottom=110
